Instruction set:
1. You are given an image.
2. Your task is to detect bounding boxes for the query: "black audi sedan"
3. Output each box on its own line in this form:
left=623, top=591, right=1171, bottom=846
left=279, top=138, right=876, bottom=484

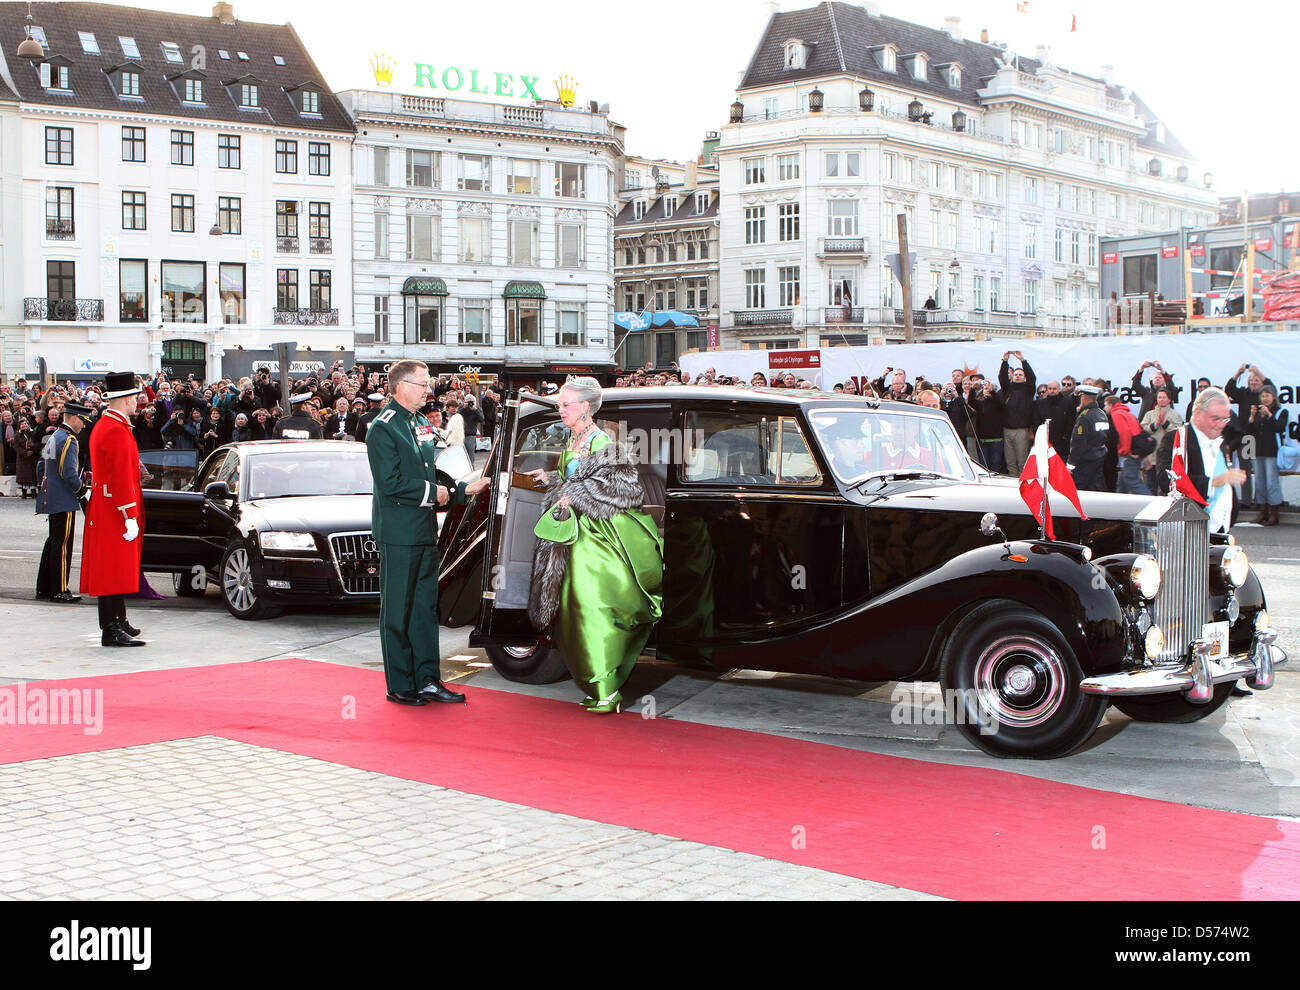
left=435, top=386, right=1285, bottom=759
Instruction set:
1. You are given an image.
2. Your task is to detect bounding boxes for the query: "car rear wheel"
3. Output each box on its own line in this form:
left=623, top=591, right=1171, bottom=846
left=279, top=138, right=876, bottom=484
left=485, top=643, right=569, bottom=684
left=172, top=570, right=209, bottom=597
left=219, top=539, right=281, bottom=621
left=939, top=600, right=1106, bottom=759
left=1112, top=682, right=1235, bottom=723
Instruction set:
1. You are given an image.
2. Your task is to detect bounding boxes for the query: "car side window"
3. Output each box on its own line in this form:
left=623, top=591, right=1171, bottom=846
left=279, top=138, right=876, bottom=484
left=196, top=452, right=229, bottom=491
left=514, top=417, right=567, bottom=474
left=682, top=411, right=821, bottom=486
left=217, top=452, right=240, bottom=497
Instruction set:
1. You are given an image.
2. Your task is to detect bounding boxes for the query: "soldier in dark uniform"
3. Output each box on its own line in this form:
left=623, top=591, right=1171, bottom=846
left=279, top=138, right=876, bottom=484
left=1067, top=384, right=1109, bottom=492
left=271, top=393, right=324, bottom=440
left=366, top=360, right=489, bottom=706
left=354, top=392, right=386, bottom=444
left=35, top=402, right=91, bottom=602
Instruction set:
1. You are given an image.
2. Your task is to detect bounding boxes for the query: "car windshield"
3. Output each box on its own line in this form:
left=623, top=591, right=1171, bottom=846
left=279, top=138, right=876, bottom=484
left=808, top=409, right=977, bottom=485
left=245, top=450, right=374, bottom=499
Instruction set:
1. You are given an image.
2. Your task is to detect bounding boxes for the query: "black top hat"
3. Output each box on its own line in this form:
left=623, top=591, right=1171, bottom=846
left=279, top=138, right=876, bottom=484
left=103, top=371, right=144, bottom=399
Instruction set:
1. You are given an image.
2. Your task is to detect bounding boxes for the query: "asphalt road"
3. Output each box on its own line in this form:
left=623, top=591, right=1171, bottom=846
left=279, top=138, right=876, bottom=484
left=1, top=495, right=1297, bottom=818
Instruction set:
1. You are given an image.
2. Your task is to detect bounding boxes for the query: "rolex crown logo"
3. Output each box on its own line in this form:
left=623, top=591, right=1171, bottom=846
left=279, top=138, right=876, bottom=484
left=371, top=53, right=396, bottom=87
left=555, top=74, right=578, bottom=108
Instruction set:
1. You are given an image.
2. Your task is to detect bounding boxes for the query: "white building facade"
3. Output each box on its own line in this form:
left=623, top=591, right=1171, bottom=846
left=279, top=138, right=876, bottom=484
left=717, top=3, right=1219, bottom=349
left=339, top=89, right=624, bottom=382
left=0, top=2, right=355, bottom=383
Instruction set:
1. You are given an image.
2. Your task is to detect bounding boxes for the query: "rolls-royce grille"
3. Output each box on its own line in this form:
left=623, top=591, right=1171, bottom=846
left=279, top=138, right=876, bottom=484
left=330, top=532, right=382, bottom=595
left=1149, top=499, right=1209, bottom=663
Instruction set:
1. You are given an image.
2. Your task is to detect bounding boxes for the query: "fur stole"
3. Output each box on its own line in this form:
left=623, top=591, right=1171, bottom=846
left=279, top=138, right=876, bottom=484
left=527, top=440, right=646, bottom=630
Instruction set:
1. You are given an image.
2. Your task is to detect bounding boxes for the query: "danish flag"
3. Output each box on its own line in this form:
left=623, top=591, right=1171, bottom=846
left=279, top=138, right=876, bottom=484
left=1170, top=426, right=1208, bottom=505
left=1019, top=423, right=1087, bottom=540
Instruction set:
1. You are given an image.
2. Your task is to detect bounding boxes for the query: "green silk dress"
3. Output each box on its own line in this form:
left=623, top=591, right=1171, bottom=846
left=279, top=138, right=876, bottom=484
left=552, top=431, right=664, bottom=701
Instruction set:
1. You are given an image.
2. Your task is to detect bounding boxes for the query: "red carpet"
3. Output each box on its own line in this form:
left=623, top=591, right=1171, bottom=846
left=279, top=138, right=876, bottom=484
left=3, top=658, right=1297, bottom=900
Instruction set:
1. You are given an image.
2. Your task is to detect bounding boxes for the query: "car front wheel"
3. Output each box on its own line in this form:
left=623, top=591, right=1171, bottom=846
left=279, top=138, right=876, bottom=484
left=485, top=643, right=569, bottom=684
left=939, top=600, right=1107, bottom=759
left=219, top=539, right=281, bottom=620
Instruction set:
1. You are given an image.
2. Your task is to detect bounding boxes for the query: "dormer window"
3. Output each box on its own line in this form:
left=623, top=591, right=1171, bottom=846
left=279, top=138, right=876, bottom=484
left=634, top=200, right=647, bottom=220
left=121, top=70, right=141, bottom=96
left=948, top=65, right=961, bottom=88
left=909, top=54, right=928, bottom=81
left=695, top=192, right=710, bottom=214
left=872, top=44, right=898, bottom=72
left=240, top=84, right=260, bottom=107
left=185, top=78, right=203, bottom=102
left=301, top=90, right=320, bottom=114
left=161, top=41, right=183, bottom=63
left=39, top=58, right=72, bottom=91
left=783, top=39, right=811, bottom=70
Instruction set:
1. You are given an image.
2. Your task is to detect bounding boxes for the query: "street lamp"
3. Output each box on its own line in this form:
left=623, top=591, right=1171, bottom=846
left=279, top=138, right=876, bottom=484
left=859, top=86, right=874, bottom=112
left=951, top=109, right=967, bottom=132
left=808, top=87, right=824, bottom=113
left=730, top=100, right=744, bottom=124
left=16, top=2, right=43, bottom=60
left=908, top=98, right=924, bottom=122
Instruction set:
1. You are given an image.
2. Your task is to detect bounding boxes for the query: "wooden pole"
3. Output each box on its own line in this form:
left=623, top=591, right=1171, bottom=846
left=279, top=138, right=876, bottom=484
left=1185, top=236, right=1195, bottom=325
left=897, top=214, right=914, bottom=345
left=1245, top=241, right=1256, bottom=323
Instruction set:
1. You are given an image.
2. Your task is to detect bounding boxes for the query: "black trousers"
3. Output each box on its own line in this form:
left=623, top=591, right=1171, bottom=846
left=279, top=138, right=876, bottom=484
left=36, top=511, right=76, bottom=597
left=1073, top=460, right=1107, bottom=493
left=97, top=594, right=127, bottom=631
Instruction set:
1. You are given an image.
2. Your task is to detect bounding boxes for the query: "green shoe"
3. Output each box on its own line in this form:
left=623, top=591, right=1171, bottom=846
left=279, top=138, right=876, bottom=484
left=587, top=692, right=622, bottom=714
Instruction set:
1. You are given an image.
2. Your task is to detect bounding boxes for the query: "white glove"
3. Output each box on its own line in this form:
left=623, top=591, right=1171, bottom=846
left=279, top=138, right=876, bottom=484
left=123, top=518, right=140, bottom=543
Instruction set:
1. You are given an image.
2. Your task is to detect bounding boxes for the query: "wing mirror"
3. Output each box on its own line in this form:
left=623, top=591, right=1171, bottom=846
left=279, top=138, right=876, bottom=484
left=979, top=512, right=1007, bottom=542
left=204, top=481, right=233, bottom=502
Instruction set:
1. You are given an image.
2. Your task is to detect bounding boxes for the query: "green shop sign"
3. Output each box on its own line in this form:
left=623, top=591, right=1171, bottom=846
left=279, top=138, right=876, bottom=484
left=370, top=53, right=552, bottom=102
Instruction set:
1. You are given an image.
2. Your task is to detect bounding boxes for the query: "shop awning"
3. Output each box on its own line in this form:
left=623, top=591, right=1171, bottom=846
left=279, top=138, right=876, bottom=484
left=401, top=276, right=448, bottom=296
left=614, top=310, right=699, bottom=332
left=503, top=280, right=546, bottom=300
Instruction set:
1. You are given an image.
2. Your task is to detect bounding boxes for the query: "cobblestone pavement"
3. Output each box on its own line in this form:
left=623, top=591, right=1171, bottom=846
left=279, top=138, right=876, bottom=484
left=0, top=737, right=942, bottom=901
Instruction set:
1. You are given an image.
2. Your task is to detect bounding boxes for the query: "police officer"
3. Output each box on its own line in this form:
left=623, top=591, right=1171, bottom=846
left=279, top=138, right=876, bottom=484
left=35, top=401, right=91, bottom=603
left=1067, top=384, right=1109, bottom=492
left=271, top=392, right=324, bottom=440
left=354, top=391, right=387, bottom=444
left=366, top=360, right=489, bottom=706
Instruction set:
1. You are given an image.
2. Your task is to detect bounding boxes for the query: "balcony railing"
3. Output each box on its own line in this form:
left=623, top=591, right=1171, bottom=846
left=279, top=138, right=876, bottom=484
left=24, top=297, right=104, bottom=322
left=45, top=220, right=75, bottom=241
left=309, top=237, right=332, bottom=254
left=277, top=235, right=300, bottom=253
left=273, top=308, right=338, bottom=326
left=823, top=307, right=865, bottom=324
left=733, top=309, right=793, bottom=326
left=821, top=237, right=866, bottom=254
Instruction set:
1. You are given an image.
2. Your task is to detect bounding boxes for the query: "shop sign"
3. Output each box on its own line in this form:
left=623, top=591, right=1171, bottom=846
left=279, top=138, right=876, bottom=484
left=1102, top=252, right=1118, bottom=265
left=1161, top=245, right=1179, bottom=259
left=1254, top=237, right=1274, bottom=252
left=768, top=350, right=821, bottom=370
left=1190, top=244, right=1206, bottom=259
left=370, top=53, right=559, bottom=103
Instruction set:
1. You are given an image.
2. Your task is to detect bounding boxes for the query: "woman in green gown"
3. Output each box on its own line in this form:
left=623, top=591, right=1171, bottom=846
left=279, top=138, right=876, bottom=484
left=526, top=377, right=663, bottom=713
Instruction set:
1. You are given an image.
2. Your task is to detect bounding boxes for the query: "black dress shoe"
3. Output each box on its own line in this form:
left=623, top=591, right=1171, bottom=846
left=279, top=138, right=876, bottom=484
left=50, top=591, right=82, bottom=604
left=386, top=691, right=430, bottom=706
left=418, top=680, right=466, bottom=703
left=121, top=620, right=141, bottom=637
left=102, top=623, right=146, bottom=647
left=34, top=592, right=49, bottom=601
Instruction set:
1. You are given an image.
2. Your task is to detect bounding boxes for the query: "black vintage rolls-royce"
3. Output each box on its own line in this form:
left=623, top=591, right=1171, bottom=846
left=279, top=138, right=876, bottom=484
left=435, top=387, right=1285, bottom=759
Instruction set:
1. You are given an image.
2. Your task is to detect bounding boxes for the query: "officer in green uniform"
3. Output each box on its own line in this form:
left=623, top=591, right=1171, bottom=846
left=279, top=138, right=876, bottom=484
left=366, top=360, right=489, bottom=706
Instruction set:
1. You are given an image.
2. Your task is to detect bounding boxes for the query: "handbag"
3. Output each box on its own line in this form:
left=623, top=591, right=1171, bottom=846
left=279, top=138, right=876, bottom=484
left=533, top=504, right=578, bottom=545
left=1129, top=430, right=1157, bottom=458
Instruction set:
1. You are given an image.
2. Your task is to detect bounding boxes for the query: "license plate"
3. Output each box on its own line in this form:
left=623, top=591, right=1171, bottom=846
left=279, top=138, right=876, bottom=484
left=1202, top=621, right=1230, bottom=661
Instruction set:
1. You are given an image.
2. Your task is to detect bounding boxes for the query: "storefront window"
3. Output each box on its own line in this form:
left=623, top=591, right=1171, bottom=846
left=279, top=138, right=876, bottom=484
left=406, top=295, right=442, bottom=343
left=219, top=263, right=245, bottom=324
left=506, top=299, right=540, bottom=344
left=161, top=261, right=205, bottom=322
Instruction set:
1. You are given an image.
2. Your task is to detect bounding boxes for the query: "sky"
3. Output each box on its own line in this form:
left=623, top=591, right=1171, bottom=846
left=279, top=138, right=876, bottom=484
left=75, top=0, right=1300, bottom=196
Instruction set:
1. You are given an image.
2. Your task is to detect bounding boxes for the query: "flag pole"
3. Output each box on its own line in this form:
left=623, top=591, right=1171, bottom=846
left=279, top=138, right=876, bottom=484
left=1040, top=419, right=1051, bottom=541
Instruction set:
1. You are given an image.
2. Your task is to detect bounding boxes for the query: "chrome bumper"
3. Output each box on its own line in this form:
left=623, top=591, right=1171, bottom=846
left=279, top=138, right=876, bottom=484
left=1080, top=629, right=1286, bottom=701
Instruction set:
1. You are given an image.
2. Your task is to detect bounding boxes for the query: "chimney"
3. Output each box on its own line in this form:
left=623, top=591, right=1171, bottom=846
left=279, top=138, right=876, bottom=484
left=1100, top=63, right=1115, bottom=84
left=685, top=161, right=698, bottom=192
left=944, top=17, right=962, bottom=42
left=213, top=2, right=235, bottom=24
left=1035, top=44, right=1052, bottom=67
left=980, top=28, right=989, bottom=44
left=863, top=1, right=881, bottom=16
left=765, top=1, right=780, bottom=19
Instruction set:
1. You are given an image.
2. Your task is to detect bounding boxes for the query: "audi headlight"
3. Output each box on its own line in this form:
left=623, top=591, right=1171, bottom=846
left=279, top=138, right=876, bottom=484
left=259, top=531, right=317, bottom=551
left=1222, top=546, right=1249, bottom=588
left=1144, top=624, right=1165, bottom=659
left=1131, top=555, right=1162, bottom=600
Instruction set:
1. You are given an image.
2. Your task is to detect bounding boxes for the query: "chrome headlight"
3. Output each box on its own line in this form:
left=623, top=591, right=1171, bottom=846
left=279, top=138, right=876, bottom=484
left=1131, top=555, right=1162, bottom=600
left=1144, top=624, right=1165, bottom=659
left=259, top=531, right=317, bottom=551
left=1222, top=546, right=1249, bottom=588
left=1255, top=609, right=1270, bottom=632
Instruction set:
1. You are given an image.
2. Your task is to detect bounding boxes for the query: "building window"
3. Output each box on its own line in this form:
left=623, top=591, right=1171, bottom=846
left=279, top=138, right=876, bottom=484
left=948, top=65, right=961, bottom=88
left=374, top=213, right=389, bottom=260
left=1023, top=176, right=1038, bottom=204
left=171, top=193, right=194, bottom=232
left=459, top=217, right=489, bottom=263
left=120, top=259, right=147, bottom=322
left=161, top=261, right=205, bottom=322
left=460, top=300, right=489, bottom=344
left=218, top=133, right=240, bottom=168
left=778, top=202, right=800, bottom=241
left=277, top=269, right=299, bottom=310
left=745, top=206, right=766, bottom=244
left=1054, top=228, right=1064, bottom=263
left=825, top=153, right=840, bottom=178
left=122, top=191, right=146, bottom=230
left=219, top=196, right=241, bottom=235
left=881, top=47, right=897, bottom=72
left=911, top=54, right=927, bottom=80
left=1022, top=278, right=1039, bottom=315
left=1088, top=233, right=1098, bottom=267
left=743, top=158, right=766, bottom=184
left=184, top=77, right=203, bottom=103
left=663, top=196, right=678, bottom=218
left=300, top=90, right=320, bottom=114
left=45, top=127, right=73, bottom=165
left=827, top=200, right=858, bottom=237
left=972, top=274, right=985, bottom=311
left=239, top=84, right=259, bottom=107
left=881, top=263, right=895, bottom=307
left=506, top=299, right=541, bottom=344
left=309, top=270, right=332, bottom=311
left=1024, top=223, right=1038, bottom=260
left=1110, top=194, right=1122, bottom=219
left=1122, top=255, right=1159, bottom=296
left=161, top=41, right=182, bottom=62
left=40, top=62, right=70, bottom=90
left=633, top=200, right=647, bottom=220
left=219, top=263, right=245, bottom=324
left=777, top=266, right=801, bottom=307
left=46, top=261, right=74, bottom=317
left=119, top=36, right=139, bottom=59
left=555, top=162, right=586, bottom=198
left=945, top=211, right=959, bottom=250
left=744, top=268, right=766, bottom=309
left=374, top=147, right=390, bottom=186
left=407, top=149, right=436, bottom=188
left=277, top=200, right=299, bottom=238
left=557, top=223, right=585, bottom=267
left=990, top=276, right=1003, bottom=311
left=507, top=158, right=539, bottom=194
left=275, top=139, right=298, bottom=174
left=508, top=219, right=538, bottom=265
left=120, top=70, right=140, bottom=96
left=458, top=153, right=491, bottom=191
left=686, top=278, right=709, bottom=310
left=308, top=142, right=330, bottom=176
left=121, top=126, right=146, bottom=162
left=406, top=215, right=436, bottom=261
left=883, top=153, right=897, bottom=181
left=1071, top=230, right=1081, bottom=264
left=848, top=153, right=862, bottom=178
left=374, top=294, right=390, bottom=342
left=777, top=153, right=800, bottom=181
left=308, top=202, right=330, bottom=239
left=170, top=129, right=194, bottom=166
left=653, top=281, right=676, bottom=310
left=557, top=302, right=586, bottom=346
left=695, top=192, right=710, bottom=214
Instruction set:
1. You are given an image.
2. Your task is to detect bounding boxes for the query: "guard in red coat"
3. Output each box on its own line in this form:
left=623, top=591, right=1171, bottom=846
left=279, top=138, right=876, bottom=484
left=80, top=372, right=147, bottom=647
